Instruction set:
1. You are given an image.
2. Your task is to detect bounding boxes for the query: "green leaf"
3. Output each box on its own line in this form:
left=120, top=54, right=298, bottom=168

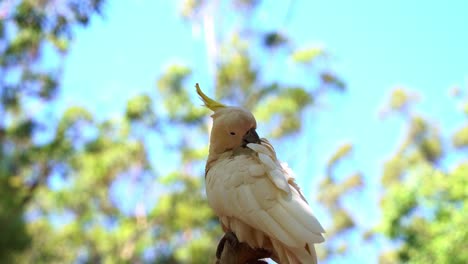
left=125, top=94, right=153, bottom=121
left=453, top=124, right=468, bottom=148
left=291, top=46, right=324, bottom=64
left=327, top=143, right=353, bottom=172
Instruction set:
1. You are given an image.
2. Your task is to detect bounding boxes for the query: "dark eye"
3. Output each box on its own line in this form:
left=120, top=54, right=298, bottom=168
left=230, top=132, right=236, bottom=135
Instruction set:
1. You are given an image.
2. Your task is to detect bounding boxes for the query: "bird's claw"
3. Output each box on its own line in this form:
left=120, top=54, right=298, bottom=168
left=216, top=232, right=270, bottom=264
left=216, top=231, right=238, bottom=258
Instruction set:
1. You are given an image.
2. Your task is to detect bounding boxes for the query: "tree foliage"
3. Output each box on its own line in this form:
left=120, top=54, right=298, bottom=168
left=1, top=0, right=105, bottom=261
left=376, top=88, right=468, bottom=264
left=1, top=0, right=341, bottom=263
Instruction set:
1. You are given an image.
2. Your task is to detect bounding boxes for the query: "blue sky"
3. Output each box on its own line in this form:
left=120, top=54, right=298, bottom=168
left=55, top=0, right=468, bottom=262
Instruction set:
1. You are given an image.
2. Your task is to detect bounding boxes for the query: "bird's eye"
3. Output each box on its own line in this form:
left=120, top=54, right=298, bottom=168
left=230, top=132, right=236, bottom=135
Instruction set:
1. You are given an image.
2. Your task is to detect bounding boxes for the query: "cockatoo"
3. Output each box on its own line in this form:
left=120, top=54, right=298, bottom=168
left=196, top=84, right=325, bottom=264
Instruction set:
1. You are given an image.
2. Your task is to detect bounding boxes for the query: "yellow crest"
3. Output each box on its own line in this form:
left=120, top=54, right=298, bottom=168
left=195, top=83, right=226, bottom=111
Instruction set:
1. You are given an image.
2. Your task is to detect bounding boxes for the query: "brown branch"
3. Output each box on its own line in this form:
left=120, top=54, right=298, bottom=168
left=216, top=232, right=271, bottom=264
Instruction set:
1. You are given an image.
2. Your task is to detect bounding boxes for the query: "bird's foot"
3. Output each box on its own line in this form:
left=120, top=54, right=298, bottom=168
left=216, top=231, right=238, bottom=259
left=215, top=232, right=271, bottom=264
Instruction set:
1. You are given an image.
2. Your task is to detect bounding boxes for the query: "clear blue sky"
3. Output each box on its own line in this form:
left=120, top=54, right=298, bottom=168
left=55, top=0, right=468, bottom=263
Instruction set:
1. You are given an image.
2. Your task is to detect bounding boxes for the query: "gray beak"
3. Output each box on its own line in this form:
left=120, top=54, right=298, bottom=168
left=242, top=128, right=260, bottom=146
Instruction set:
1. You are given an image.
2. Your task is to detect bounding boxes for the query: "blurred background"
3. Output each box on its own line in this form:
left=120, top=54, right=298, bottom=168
left=1, top=0, right=467, bottom=263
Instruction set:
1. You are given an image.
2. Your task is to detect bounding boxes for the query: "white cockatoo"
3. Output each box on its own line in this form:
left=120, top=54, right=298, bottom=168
left=196, top=84, right=325, bottom=264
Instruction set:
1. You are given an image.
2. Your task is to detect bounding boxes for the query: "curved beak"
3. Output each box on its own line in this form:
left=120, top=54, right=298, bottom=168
left=242, top=128, right=260, bottom=146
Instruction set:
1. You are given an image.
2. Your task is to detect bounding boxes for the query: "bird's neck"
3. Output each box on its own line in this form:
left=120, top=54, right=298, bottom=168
left=205, top=146, right=253, bottom=177
left=205, top=152, right=219, bottom=175
left=205, top=149, right=228, bottom=177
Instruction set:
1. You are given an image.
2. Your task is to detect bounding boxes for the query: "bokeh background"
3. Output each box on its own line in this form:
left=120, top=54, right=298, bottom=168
left=1, top=0, right=467, bottom=263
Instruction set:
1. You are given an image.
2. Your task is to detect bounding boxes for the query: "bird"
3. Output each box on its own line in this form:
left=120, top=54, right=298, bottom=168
left=196, top=83, right=325, bottom=264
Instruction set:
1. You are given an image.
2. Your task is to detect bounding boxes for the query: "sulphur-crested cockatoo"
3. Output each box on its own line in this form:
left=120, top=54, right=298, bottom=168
left=196, top=84, right=325, bottom=264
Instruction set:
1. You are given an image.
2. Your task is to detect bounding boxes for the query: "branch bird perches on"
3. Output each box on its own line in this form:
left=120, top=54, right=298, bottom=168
left=216, top=232, right=271, bottom=264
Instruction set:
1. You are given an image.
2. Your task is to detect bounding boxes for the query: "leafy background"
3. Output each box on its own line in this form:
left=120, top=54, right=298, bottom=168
left=1, top=0, right=467, bottom=263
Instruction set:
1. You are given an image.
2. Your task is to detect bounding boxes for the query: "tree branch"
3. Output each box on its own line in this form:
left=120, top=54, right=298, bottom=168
left=216, top=232, right=271, bottom=264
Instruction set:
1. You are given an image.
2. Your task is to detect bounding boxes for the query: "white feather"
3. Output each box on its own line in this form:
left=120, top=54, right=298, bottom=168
left=247, top=143, right=271, bottom=156
left=258, top=152, right=277, bottom=170
left=206, top=146, right=324, bottom=264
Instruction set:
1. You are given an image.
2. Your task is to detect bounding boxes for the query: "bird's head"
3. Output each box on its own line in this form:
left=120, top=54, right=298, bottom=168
left=196, top=83, right=260, bottom=155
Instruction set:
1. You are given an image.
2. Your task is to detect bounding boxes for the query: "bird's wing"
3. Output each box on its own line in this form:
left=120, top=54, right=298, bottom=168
left=205, top=141, right=325, bottom=250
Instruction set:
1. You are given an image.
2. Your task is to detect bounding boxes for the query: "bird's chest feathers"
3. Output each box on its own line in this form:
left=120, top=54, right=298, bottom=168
left=205, top=151, right=263, bottom=214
